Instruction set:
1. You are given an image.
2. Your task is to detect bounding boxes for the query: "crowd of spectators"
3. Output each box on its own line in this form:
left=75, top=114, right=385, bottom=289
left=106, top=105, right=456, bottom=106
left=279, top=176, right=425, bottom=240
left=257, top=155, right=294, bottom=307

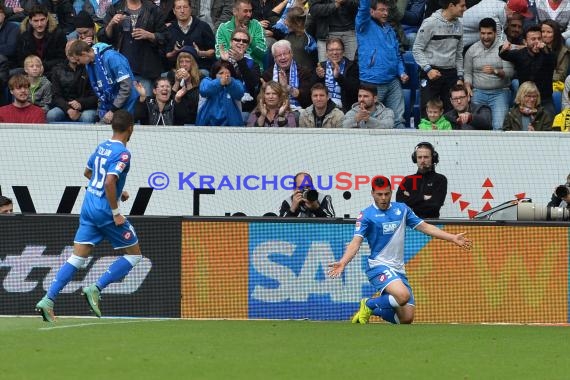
left=2, top=0, right=570, bottom=130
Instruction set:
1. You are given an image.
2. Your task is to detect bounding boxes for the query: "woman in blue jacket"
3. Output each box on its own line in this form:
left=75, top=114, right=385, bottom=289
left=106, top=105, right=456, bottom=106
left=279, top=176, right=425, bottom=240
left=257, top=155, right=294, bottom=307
left=196, top=60, right=245, bottom=126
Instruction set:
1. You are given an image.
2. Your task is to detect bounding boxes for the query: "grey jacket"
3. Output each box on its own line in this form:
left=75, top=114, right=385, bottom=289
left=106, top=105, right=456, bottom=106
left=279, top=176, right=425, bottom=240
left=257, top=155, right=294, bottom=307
left=412, top=9, right=463, bottom=76
left=342, top=101, right=395, bottom=129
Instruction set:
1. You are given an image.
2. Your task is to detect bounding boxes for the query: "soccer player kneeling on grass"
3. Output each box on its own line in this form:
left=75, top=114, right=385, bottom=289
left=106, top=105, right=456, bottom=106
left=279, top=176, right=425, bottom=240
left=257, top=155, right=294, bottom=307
left=328, top=176, right=472, bottom=324
left=35, top=110, right=142, bottom=322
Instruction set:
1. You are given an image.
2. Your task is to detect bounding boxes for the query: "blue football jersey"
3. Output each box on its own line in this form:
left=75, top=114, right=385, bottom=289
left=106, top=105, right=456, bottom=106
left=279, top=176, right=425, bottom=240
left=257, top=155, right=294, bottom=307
left=354, top=202, right=423, bottom=274
left=81, top=139, right=131, bottom=226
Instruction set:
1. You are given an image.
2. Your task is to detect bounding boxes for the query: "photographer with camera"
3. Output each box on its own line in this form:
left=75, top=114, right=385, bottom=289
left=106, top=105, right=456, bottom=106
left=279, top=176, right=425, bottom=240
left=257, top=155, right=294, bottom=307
left=279, top=172, right=335, bottom=217
left=547, top=174, right=570, bottom=208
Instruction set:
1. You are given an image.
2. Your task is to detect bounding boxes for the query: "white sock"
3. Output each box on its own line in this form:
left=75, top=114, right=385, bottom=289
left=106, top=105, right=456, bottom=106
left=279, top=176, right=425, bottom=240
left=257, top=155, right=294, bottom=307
left=67, top=254, right=87, bottom=269
left=123, top=254, right=142, bottom=266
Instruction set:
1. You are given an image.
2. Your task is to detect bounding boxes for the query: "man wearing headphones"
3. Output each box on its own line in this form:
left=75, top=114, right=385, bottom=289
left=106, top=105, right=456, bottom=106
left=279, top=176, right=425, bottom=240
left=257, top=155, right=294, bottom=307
left=396, top=142, right=447, bottom=218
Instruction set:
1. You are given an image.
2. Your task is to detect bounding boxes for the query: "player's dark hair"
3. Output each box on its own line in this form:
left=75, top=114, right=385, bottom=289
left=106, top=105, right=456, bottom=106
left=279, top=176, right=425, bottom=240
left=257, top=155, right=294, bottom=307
left=479, top=18, right=496, bottom=32
left=112, top=110, right=134, bottom=132
left=0, top=195, right=12, bottom=207
left=555, top=185, right=570, bottom=199
left=371, top=176, right=391, bottom=191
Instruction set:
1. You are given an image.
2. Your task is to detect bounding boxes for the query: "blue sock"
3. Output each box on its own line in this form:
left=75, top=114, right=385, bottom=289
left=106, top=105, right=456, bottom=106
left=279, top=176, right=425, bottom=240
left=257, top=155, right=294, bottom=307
left=366, top=293, right=399, bottom=309
left=96, top=257, right=134, bottom=290
left=372, top=307, right=400, bottom=324
left=47, top=262, right=79, bottom=301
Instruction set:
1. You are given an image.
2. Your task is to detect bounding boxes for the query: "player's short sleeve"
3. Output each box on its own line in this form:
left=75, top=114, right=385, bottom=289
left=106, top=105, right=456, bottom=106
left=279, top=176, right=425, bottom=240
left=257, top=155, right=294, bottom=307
left=354, top=211, right=369, bottom=237
left=86, top=151, right=96, bottom=170
left=405, top=205, right=423, bottom=229
left=108, top=150, right=130, bottom=177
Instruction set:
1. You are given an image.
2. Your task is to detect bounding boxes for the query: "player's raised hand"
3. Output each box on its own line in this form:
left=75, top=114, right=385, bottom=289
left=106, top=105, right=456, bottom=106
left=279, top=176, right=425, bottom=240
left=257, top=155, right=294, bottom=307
left=327, top=262, right=345, bottom=278
left=120, top=191, right=130, bottom=202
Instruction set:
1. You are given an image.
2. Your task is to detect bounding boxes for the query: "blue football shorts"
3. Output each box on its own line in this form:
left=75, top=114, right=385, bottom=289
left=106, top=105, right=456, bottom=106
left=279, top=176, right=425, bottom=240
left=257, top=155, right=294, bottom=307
left=367, top=265, right=415, bottom=306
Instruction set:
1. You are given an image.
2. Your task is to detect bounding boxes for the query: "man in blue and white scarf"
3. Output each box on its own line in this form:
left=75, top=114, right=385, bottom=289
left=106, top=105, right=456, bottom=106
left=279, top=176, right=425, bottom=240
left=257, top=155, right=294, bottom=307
left=69, top=40, right=139, bottom=124
left=262, top=39, right=314, bottom=111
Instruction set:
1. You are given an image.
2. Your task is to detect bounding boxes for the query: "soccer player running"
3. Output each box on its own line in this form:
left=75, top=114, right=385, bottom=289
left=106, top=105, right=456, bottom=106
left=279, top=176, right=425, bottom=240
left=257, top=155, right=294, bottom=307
left=328, top=176, right=472, bottom=324
left=36, top=110, right=142, bottom=322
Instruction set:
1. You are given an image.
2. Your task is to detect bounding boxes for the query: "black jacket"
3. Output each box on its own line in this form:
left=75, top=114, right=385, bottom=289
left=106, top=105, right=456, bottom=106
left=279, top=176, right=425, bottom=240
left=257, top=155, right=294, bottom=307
left=314, top=57, right=359, bottom=113
left=444, top=103, right=492, bottom=130
left=396, top=169, right=447, bottom=218
left=279, top=192, right=335, bottom=217
left=134, top=93, right=198, bottom=125
left=99, top=0, right=168, bottom=79
left=50, top=61, right=98, bottom=111
left=165, top=17, right=215, bottom=71
left=499, top=46, right=556, bottom=103
left=16, top=16, right=67, bottom=73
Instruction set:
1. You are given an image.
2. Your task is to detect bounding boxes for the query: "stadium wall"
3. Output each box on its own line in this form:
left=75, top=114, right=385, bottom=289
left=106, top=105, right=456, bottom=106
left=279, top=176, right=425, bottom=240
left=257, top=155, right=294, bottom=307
left=1, top=215, right=567, bottom=324
left=1, top=125, right=570, bottom=218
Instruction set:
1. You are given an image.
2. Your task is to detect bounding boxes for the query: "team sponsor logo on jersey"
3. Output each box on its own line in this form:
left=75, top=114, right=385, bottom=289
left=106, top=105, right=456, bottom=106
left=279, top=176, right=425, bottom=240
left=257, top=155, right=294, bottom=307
left=123, top=231, right=132, bottom=240
left=395, top=208, right=402, bottom=216
left=379, top=274, right=386, bottom=282
left=115, top=162, right=126, bottom=172
left=120, top=153, right=130, bottom=162
left=382, top=221, right=399, bottom=234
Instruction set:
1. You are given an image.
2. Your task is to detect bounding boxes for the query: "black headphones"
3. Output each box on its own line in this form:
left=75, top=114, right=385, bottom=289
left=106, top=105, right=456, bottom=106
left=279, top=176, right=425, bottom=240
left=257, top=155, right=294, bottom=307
left=411, top=142, right=439, bottom=164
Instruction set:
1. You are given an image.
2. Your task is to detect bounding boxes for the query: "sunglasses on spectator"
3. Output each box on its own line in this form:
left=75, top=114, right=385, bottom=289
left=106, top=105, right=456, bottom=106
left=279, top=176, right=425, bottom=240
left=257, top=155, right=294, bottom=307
left=232, top=38, right=249, bottom=43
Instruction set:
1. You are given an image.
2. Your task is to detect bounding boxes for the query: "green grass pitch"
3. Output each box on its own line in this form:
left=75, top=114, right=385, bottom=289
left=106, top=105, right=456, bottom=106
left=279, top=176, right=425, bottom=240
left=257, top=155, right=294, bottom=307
left=1, top=317, right=569, bottom=379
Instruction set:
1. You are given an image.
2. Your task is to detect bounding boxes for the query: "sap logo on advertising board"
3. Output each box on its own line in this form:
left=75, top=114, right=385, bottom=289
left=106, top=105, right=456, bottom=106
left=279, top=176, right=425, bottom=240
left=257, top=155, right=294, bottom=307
left=251, top=241, right=370, bottom=303
left=0, top=245, right=151, bottom=294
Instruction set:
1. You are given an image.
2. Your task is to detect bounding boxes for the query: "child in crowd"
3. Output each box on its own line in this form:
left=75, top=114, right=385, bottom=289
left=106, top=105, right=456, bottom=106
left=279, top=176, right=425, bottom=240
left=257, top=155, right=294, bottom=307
left=24, top=55, right=52, bottom=113
left=418, top=98, right=452, bottom=130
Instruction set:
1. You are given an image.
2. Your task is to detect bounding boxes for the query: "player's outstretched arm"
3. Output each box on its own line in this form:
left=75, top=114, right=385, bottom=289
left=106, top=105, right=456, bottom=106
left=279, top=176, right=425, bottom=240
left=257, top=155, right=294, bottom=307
left=328, top=236, right=364, bottom=278
left=416, top=222, right=472, bottom=251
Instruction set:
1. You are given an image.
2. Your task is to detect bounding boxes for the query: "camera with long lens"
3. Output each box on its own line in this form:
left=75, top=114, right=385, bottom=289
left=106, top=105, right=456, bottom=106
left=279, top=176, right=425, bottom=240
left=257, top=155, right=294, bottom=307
left=474, top=198, right=570, bottom=221
left=517, top=202, right=570, bottom=221
left=301, top=188, right=319, bottom=202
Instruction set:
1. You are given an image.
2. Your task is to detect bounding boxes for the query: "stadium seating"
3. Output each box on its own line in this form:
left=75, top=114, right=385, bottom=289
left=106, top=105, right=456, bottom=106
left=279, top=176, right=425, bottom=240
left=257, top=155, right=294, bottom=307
left=553, top=91, right=562, bottom=115
left=402, top=51, right=419, bottom=128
